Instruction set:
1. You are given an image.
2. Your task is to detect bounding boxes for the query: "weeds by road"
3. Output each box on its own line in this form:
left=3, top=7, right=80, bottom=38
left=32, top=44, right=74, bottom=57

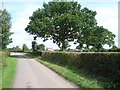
left=0, top=52, right=2, bottom=89
left=37, top=58, right=104, bottom=89
left=37, top=57, right=117, bottom=89
left=2, top=52, right=17, bottom=88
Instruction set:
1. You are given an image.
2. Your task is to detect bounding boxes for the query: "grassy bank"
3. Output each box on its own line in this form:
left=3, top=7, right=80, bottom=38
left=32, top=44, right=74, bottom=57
left=37, top=58, right=111, bottom=89
left=0, top=52, right=2, bottom=89
left=2, top=52, right=17, bottom=88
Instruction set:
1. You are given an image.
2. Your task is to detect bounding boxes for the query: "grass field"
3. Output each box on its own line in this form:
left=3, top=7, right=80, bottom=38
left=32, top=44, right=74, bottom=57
left=0, top=69, right=1, bottom=90
left=2, top=52, right=17, bottom=88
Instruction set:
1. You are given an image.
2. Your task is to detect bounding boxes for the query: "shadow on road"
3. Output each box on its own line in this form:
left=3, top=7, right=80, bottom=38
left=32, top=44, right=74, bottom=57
left=10, top=52, right=32, bottom=59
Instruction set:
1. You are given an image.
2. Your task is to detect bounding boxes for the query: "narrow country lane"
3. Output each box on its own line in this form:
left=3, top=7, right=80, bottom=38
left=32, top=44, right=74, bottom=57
left=11, top=52, right=79, bottom=88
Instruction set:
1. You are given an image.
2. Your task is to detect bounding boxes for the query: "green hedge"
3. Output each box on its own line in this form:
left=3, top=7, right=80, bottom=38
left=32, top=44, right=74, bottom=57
left=108, top=48, right=120, bottom=52
left=1, top=51, right=10, bottom=67
left=42, top=51, right=120, bottom=82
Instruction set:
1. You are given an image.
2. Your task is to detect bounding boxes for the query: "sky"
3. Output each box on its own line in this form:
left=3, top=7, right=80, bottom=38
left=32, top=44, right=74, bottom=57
left=0, top=0, right=119, bottom=49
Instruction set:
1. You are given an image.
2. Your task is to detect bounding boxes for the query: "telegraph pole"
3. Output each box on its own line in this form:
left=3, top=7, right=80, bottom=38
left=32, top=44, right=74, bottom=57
left=0, top=0, right=4, bottom=50
left=118, top=1, right=120, bottom=48
left=1, top=0, right=4, bottom=10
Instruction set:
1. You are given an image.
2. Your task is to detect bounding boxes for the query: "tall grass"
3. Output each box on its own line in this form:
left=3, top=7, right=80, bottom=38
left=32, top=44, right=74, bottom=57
left=0, top=52, right=2, bottom=89
left=37, top=58, right=117, bottom=89
left=2, top=51, right=17, bottom=88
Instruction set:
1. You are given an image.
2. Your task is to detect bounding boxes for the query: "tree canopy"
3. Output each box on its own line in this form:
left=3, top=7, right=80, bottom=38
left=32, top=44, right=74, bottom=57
left=32, top=41, right=37, bottom=52
left=9, top=46, right=21, bottom=51
left=0, top=9, right=12, bottom=50
left=25, top=1, right=115, bottom=51
left=37, top=44, right=45, bottom=51
left=22, top=44, right=29, bottom=52
left=76, top=26, right=115, bottom=51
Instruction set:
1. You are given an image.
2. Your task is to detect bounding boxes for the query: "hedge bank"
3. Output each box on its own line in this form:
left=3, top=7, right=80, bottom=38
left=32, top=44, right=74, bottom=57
left=41, top=51, right=120, bottom=82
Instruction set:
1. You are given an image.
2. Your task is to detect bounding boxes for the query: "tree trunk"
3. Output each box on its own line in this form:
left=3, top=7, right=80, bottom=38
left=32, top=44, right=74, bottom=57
left=61, top=40, right=66, bottom=51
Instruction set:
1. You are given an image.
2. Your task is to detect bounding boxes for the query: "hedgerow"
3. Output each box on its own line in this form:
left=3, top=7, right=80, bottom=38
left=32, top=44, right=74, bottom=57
left=1, top=51, right=10, bottom=67
left=42, top=51, right=120, bottom=83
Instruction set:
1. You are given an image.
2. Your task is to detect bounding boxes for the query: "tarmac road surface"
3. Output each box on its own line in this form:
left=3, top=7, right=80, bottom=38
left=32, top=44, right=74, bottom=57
left=11, top=52, right=79, bottom=88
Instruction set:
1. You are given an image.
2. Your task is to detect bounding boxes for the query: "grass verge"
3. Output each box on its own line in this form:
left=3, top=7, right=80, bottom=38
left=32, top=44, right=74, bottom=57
left=26, top=53, right=116, bottom=89
left=37, top=58, right=108, bottom=89
left=0, top=69, right=1, bottom=90
left=2, top=53, right=17, bottom=88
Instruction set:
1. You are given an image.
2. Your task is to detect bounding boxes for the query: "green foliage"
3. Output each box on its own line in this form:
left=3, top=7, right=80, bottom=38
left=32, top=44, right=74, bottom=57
left=22, top=44, right=29, bottom=52
left=9, top=46, right=21, bottom=51
left=25, top=2, right=82, bottom=50
left=2, top=51, right=17, bottom=88
left=108, top=45, right=120, bottom=52
left=25, top=1, right=115, bottom=51
left=32, top=41, right=37, bottom=52
left=0, top=51, right=10, bottom=68
left=38, top=59, right=104, bottom=89
left=76, top=26, right=115, bottom=52
left=37, top=44, right=45, bottom=51
left=0, top=9, right=13, bottom=50
left=42, top=51, right=120, bottom=87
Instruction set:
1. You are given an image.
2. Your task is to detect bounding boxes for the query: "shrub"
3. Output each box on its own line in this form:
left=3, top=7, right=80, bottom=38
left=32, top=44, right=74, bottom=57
left=30, top=51, right=42, bottom=56
left=1, top=51, right=10, bottom=67
left=42, top=51, right=120, bottom=83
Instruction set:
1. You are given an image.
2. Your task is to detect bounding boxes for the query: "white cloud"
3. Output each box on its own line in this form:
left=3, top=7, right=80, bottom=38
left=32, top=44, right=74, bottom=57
left=95, top=7, right=118, bottom=47
left=96, top=8, right=118, bottom=30
left=8, top=4, right=41, bottom=48
left=1, top=0, right=50, bottom=2
left=36, top=38, right=59, bottom=49
left=1, top=0, right=120, bottom=3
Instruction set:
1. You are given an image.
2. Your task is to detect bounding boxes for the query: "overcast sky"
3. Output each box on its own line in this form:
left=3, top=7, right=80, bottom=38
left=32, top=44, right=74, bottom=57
left=0, top=0, right=119, bottom=49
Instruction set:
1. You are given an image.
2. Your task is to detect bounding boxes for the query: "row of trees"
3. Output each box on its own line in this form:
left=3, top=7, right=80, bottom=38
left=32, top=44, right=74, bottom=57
left=25, top=1, right=116, bottom=51
left=32, top=37, right=45, bottom=52
left=8, top=43, right=45, bottom=52
left=9, top=46, right=22, bottom=51
left=0, top=9, right=12, bottom=50
left=23, top=42, right=45, bottom=52
left=0, top=8, right=45, bottom=52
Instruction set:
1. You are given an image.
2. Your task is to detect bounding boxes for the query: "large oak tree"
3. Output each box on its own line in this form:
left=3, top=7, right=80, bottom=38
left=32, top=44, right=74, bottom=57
left=25, top=1, right=82, bottom=50
left=76, top=8, right=115, bottom=51
left=25, top=1, right=115, bottom=51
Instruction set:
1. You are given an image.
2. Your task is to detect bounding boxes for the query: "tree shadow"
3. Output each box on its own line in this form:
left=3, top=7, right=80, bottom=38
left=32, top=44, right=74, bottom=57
left=9, top=52, right=33, bottom=59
